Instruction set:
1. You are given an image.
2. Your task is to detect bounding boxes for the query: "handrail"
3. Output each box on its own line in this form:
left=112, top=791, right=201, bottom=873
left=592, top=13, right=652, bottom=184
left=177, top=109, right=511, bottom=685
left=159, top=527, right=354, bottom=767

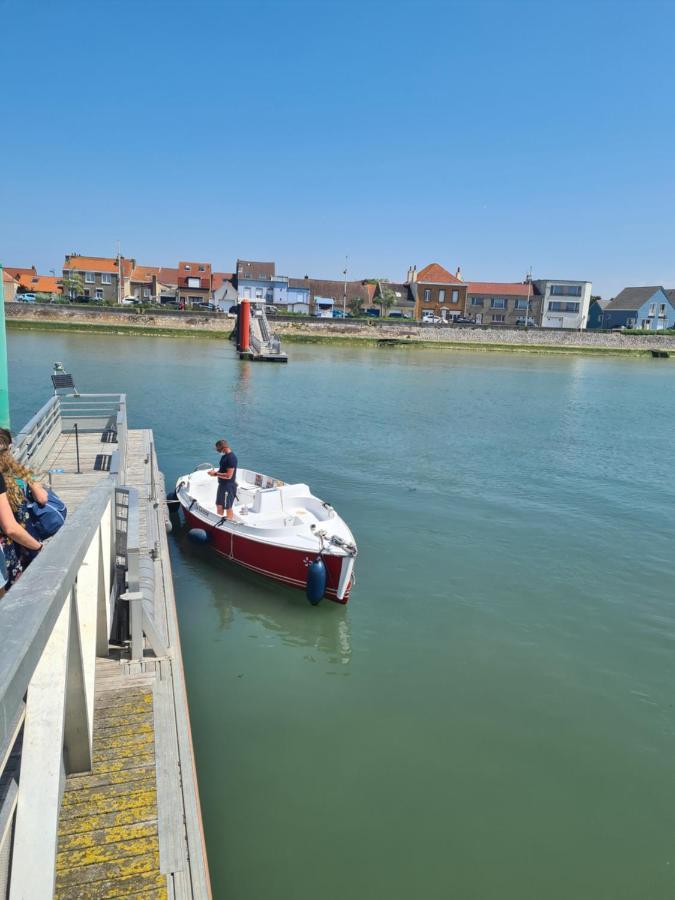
left=0, top=479, right=114, bottom=756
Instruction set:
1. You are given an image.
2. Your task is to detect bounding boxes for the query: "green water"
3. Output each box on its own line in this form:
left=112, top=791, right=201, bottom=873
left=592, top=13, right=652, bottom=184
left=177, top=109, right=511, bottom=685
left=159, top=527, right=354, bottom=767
left=9, top=333, right=675, bottom=899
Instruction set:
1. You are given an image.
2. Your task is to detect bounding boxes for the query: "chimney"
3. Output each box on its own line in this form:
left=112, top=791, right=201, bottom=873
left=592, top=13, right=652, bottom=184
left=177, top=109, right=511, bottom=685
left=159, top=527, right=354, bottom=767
left=409, top=265, right=417, bottom=283
left=456, top=266, right=462, bottom=281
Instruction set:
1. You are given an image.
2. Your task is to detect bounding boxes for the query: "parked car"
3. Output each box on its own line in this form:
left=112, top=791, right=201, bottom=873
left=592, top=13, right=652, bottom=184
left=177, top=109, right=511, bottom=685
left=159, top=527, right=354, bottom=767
left=453, top=316, right=473, bottom=324
left=266, top=305, right=279, bottom=315
left=332, top=309, right=348, bottom=318
left=515, top=316, right=538, bottom=327
left=387, top=311, right=411, bottom=319
left=422, top=313, right=443, bottom=324
left=365, top=309, right=380, bottom=318
left=16, top=293, right=36, bottom=303
left=195, top=302, right=218, bottom=312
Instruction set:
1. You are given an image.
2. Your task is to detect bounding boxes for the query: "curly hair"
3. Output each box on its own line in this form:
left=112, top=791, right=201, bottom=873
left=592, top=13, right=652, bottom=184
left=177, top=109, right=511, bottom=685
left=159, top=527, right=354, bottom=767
left=0, top=428, right=38, bottom=513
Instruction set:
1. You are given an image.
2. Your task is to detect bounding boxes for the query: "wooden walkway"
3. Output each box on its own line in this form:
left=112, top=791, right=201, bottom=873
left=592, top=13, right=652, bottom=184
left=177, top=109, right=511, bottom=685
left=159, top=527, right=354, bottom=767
left=32, top=427, right=210, bottom=898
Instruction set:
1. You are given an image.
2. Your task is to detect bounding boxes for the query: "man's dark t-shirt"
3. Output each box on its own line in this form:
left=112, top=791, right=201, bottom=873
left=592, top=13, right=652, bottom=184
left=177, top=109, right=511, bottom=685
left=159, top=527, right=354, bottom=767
left=0, top=474, right=5, bottom=495
left=218, top=451, right=238, bottom=484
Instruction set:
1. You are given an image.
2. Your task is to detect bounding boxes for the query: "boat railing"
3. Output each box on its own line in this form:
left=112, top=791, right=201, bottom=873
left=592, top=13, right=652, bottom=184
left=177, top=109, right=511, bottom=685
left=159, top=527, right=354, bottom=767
left=0, top=479, right=119, bottom=896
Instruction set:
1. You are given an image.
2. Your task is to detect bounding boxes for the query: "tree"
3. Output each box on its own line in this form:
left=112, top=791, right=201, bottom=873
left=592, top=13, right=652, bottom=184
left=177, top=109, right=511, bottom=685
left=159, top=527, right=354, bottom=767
left=379, top=287, right=396, bottom=318
left=348, top=294, right=363, bottom=317
left=62, top=273, right=84, bottom=299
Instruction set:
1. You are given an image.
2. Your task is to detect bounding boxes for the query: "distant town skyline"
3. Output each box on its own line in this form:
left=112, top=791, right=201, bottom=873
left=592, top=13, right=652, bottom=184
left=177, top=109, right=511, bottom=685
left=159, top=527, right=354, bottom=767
left=2, top=0, right=675, bottom=300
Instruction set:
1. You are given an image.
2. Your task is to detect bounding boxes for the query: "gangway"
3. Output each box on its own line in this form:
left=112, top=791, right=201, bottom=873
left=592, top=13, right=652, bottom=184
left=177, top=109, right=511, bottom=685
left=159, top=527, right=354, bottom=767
left=235, top=301, right=288, bottom=362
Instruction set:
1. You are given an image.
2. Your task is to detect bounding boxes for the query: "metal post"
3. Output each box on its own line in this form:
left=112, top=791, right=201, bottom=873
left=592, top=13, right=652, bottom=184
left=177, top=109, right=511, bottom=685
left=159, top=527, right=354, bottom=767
left=0, top=264, right=10, bottom=429
left=74, top=422, right=81, bottom=474
left=343, top=256, right=348, bottom=318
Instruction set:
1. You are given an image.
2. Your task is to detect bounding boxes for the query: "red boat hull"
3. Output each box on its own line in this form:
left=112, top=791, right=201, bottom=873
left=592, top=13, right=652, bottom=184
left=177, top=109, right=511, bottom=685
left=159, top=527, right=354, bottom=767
left=184, top=509, right=352, bottom=603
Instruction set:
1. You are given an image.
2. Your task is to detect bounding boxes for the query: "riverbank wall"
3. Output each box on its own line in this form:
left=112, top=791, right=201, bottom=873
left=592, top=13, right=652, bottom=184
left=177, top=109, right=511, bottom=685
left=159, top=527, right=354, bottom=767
left=6, top=303, right=675, bottom=355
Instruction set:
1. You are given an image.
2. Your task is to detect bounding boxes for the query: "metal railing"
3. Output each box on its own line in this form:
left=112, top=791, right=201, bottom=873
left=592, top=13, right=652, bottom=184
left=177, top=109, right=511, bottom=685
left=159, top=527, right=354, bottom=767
left=13, top=393, right=127, bottom=478
left=0, top=480, right=116, bottom=897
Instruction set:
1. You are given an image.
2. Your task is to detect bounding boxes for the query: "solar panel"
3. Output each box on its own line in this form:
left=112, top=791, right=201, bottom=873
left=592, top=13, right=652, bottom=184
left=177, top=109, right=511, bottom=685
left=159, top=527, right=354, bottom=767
left=51, top=373, right=75, bottom=389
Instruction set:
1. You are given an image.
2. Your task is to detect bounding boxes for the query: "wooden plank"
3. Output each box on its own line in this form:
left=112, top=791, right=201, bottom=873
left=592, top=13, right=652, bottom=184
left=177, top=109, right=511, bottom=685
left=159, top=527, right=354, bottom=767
left=57, top=806, right=158, bottom=837
left=153, top=674, right=188, bottom=877
left=55, top=870, right=167, bottom=899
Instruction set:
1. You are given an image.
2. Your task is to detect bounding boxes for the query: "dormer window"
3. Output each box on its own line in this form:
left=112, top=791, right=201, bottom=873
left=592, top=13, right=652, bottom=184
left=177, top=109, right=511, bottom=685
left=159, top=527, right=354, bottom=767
left=184, top=265, right=191, bottom=271
left=198, top=266, right=205, bottom=272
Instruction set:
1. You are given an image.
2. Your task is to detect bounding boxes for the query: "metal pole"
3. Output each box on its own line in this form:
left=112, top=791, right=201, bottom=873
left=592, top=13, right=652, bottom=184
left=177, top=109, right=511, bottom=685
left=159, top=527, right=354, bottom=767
left=0, top=264, right=9, bottom=428
left=343, top=256, right=348, bottom=318
left=74, top=422, right=81, bottom=474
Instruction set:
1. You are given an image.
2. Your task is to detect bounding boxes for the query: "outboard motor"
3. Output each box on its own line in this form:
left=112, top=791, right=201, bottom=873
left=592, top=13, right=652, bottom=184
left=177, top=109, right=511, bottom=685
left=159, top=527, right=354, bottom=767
left=306, top=556, right=327, bottom=605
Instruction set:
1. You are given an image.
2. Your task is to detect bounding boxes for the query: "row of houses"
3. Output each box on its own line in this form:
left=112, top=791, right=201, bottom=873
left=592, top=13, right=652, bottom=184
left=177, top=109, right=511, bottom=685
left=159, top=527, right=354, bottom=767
left=5, top=251, right=675, bottom=332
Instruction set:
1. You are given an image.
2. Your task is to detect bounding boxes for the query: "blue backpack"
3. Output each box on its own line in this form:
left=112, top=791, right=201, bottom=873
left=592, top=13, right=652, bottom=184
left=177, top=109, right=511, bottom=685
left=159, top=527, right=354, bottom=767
left=17, top=479, right=68, bottom=540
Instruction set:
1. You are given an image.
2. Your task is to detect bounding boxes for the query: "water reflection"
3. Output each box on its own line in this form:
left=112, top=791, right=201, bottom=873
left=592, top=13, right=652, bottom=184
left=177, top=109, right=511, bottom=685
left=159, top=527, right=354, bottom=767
left=172, top=527, right=352, bottom=667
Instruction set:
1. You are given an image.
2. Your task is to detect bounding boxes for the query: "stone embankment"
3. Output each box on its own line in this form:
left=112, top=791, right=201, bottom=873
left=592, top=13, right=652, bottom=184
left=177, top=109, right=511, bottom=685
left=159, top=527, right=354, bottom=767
left=6, top=303, right=675, bottom=355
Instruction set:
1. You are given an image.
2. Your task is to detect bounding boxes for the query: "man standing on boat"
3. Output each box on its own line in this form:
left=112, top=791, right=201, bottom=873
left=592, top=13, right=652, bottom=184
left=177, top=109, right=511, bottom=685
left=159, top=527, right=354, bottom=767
left=209, top=439, right=238, bottom=521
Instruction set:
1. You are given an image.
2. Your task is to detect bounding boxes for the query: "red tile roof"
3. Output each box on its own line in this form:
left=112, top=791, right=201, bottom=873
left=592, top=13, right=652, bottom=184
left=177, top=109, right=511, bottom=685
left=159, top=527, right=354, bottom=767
left=17, top=274, right=61, bottom=293
left=63, top=255, right=133, bottom=276
left=129, top=265, right=160, bottom=283
left=467, top=282, right=530, bottom=297
left=157, top=267, right=179, bottom=286
left=4, top=266, right=37, bottom=280
left=2, top=270, right=15, bottom=284
left=177, top=261, right=212, bottom=290
left=417, top=263, right=463, bottom=284
left=212, top=272, right=234, bottom=291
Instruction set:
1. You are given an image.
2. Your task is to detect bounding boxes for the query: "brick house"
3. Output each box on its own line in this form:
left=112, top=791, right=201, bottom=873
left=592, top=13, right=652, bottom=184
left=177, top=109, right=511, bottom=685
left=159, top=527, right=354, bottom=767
left=466, top=281, right=538, bottom=326
left=62, top=255, right=133, bottom=302
left=177, top=262, right=212, bottom=306
left=413, top=263, right=467, bottom=321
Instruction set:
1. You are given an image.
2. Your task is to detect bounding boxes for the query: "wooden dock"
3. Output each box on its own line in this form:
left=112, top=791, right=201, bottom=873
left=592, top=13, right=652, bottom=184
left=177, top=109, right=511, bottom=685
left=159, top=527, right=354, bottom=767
left=0, top=394, right=211, bottom=898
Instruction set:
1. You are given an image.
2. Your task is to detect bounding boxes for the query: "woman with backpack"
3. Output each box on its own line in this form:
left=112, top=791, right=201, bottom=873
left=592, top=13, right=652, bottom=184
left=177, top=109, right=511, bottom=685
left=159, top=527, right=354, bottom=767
left=0, top=429, right=47, bottom=588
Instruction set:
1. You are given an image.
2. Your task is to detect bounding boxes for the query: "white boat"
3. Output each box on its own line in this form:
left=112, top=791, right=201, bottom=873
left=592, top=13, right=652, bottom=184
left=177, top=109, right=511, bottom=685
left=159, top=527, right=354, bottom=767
left=176, top=466, right=357, bottom=603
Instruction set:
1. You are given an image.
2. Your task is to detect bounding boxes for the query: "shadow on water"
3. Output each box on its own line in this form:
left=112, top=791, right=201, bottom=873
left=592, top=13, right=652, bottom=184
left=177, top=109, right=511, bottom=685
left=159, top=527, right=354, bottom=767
left=169, top=516, right=352, bottom=667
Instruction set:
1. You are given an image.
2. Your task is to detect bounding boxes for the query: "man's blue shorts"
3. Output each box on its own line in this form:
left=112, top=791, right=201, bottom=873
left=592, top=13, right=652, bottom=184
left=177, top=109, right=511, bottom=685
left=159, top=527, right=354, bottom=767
left=216, top=480, right=237, bottom=509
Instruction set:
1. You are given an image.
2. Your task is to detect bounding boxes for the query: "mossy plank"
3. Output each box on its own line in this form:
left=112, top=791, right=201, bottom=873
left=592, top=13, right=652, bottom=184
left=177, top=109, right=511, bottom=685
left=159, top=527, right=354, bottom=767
left=93, top=732, right=154, bottom=760
left=55, top=834, right=159, bottom=872
left=55, top=870, right=167, bottom=898
left=61, top=776, right=156, bottom=808
left=64, top=765, right=156, bottom=793
left=57, top=821, right=157, bottom=852
left=93, top=721, right=153, bottom=743
left=54, top=849, right=160, bottom=888
left=58, top=806, right=158, bottom=836
left=68, top=751, right=155, bottom=778
left=59, top=787, right=157, bottom=819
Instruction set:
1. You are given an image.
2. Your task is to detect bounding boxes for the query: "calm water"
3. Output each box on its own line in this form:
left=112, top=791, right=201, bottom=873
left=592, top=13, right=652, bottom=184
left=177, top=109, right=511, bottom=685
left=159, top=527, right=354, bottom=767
left=9, top=332, right=675, bottom=899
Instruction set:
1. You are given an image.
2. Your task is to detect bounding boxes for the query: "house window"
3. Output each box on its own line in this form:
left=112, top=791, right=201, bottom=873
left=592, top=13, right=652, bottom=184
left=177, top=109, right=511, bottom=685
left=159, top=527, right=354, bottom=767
left=451, top=290, right=459, bottom=303
left=85, top=272, right=95, bottom=283
left=491, top=297, right=506, bottom=309
left=470, top=297, right=483, bottom=307
left=184, top=265, right=191, bottom=271
left=255, top=288, right=264, bottom=299
left=187, top=277, right=200, bottom=288
left=549, top=301, right=580, bottom=313
left=660, top=304, right=666, bottom=316
left=143, top=288, right=150, bottom=298
left=439, top=289, right=445, bottom=303
left=492, top=314, right=505, bottom=323
left=626, top=318, right=636, bottom=327
left=198, top=265, right=205, bottom=272
left=95, top=288, right=103, bottom=299
left=243, top=287, right=251, bottom=298
left=515, top=298, right=528, bottom=309
left=550, top=284, right=582, bottom=297
left=102, top=273, right=112, bottom=284
left=648, top=304, right=656, bottom=316
left=424, top=289, right=431, bottom=302
left=189, top=296, right=201, bottom=304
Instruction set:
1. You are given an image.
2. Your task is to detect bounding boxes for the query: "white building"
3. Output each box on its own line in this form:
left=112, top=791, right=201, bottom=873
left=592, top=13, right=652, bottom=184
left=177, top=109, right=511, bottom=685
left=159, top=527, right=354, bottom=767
left=534, top=279, right=592, bottom=329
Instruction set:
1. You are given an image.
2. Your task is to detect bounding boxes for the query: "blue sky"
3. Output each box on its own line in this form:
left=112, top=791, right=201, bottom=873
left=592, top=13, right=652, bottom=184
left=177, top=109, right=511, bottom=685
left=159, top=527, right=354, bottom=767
left=1, top=0, right=674, bottom=297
